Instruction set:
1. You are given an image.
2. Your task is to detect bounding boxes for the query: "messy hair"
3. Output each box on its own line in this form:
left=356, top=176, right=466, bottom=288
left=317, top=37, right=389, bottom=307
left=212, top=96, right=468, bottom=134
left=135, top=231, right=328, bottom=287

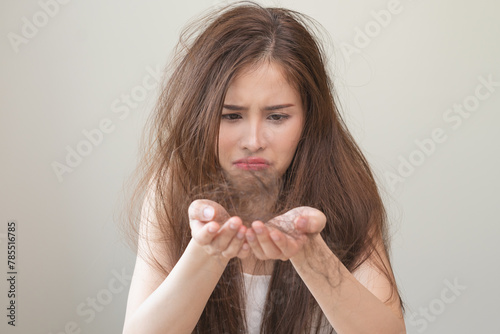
left=123, top=2, right=404, bottom=333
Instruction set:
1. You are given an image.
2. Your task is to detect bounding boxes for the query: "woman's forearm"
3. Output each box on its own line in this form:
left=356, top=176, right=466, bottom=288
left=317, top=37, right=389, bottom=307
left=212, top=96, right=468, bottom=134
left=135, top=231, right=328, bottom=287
left=123, top=239, right=229, bottom=334
left=290, top=235, right=406, bottom=334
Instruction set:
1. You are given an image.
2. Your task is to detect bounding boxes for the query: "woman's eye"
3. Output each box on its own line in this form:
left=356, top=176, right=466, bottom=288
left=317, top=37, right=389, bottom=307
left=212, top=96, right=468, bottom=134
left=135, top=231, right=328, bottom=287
left=221, top=113, right=241, bottom=121
left=268, top=114, right=289, bottom=122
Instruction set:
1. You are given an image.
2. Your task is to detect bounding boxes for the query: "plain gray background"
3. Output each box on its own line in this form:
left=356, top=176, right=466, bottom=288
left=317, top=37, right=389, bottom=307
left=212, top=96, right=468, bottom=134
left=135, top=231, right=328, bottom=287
left=1, top=0, right=499, bottom=333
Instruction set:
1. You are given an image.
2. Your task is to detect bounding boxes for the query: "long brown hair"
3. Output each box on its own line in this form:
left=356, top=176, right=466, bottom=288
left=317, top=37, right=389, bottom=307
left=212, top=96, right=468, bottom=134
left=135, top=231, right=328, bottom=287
left=123, top=2, right=404, bottom=333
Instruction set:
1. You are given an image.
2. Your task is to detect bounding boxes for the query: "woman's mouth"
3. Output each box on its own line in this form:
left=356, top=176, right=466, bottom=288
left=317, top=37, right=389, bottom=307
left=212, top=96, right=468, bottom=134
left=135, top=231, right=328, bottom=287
left=233, top=157, right=270, bottom=171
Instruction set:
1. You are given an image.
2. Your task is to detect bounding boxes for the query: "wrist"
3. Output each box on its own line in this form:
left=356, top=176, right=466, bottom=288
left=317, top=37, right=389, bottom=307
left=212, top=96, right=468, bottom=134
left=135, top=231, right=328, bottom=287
left=290, top=233, right=327, bottom=267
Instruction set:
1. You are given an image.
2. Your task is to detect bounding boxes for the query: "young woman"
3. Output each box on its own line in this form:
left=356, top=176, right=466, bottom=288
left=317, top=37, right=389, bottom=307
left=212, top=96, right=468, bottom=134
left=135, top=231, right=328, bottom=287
left=122, top=2, right=406, bottom=333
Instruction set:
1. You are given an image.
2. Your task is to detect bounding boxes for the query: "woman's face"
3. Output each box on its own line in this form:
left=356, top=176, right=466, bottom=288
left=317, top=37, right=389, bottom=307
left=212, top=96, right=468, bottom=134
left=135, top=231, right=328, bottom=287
left=218, top=62, right=304, bottom=177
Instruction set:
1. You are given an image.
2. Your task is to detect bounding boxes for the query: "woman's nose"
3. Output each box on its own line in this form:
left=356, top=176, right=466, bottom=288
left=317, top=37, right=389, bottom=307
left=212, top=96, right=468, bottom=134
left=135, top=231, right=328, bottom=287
left=241, top=120, right=266, bottom=152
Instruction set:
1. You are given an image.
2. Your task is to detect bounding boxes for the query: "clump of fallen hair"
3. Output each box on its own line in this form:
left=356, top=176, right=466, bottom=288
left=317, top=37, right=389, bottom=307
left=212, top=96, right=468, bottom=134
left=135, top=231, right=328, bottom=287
left=191, top=169, right=311, bottom=239
left=191, top=169, right=282, bottom=225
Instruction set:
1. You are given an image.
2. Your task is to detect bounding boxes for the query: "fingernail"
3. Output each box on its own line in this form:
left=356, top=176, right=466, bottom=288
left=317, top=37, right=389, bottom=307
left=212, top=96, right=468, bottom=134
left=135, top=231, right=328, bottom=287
left=203, top=206, right=214, bottom=219
left=208, top=225, right=217, bottom=233
left=296, top=217, right=307, bottom=229
left=270, top=233, right=280, bottom=241
left=242, top=243, right=249, bottom=250
left=237, top=230, right=245, bottom=239
left=229, top=220, right=238, bottom=230
left=246, top=233, right=255, bottom=242
left=254, top=226, right=263, bottom=234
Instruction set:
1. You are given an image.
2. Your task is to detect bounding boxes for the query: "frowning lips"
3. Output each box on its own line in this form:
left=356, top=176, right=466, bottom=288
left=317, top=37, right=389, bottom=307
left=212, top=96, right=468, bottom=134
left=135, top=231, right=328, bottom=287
left=233, top=157, right=270, bottom=171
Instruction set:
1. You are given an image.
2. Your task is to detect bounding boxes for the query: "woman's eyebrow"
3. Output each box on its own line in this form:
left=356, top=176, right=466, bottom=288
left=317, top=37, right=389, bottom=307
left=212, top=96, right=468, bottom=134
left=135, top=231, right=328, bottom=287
left=222, top=104, right=294, bottom=111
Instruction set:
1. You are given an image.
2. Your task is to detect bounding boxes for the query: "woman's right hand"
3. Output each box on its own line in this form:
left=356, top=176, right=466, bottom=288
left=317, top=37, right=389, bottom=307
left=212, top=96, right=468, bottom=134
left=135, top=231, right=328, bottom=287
left=188, top=199, right=251, bottom=260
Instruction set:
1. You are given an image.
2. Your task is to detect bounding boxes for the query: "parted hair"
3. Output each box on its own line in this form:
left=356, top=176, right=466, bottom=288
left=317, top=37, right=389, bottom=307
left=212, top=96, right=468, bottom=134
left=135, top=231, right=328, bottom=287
left=123, top=2, right=404, bottom=333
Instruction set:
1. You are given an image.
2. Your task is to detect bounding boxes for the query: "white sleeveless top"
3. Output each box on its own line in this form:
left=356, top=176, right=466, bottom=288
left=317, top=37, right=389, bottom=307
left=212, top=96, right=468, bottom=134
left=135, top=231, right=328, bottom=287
left=242, top=273, right=335, bottom=334
left=243, top=273, right=271, bottom=334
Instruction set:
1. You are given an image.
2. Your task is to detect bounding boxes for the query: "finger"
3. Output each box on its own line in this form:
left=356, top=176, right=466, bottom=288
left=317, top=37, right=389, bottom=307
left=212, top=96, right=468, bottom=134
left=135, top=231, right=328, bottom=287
left=245, top=225, right=267, bottom=260
left=192, top=221, right=220, bottom=246
left=294, top=208, right=326, bottom=234
left=269, top=229, right=297, bottom=259
left=252, top=221, right=283, bottom=259
left=236, top=242, right=251, bottom=259
left=221, top=225, right=247, bottom=258
left=211, top=216, right=243, bottom=252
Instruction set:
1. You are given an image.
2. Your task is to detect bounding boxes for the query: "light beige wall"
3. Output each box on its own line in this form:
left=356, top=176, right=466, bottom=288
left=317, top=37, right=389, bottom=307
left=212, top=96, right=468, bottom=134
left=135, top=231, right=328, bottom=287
left=1, top=0, right=498, bottom=333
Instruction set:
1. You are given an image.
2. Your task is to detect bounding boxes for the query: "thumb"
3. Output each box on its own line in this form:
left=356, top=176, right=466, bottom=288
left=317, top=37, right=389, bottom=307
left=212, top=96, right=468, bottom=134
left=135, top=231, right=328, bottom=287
left=188, top=199, right=230, bottom=223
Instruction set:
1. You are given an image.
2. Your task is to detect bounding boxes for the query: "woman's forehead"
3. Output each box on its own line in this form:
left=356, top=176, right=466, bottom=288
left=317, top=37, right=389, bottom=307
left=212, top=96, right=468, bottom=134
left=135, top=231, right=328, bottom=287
left=226, top=62, right=301, bottom=99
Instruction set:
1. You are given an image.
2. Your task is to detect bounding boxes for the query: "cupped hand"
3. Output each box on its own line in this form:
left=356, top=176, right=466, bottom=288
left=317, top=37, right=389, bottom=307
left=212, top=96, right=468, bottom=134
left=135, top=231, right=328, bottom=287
left=188, top=199, right=251, bottom=260
left=245, top=206, right=326, bottom=261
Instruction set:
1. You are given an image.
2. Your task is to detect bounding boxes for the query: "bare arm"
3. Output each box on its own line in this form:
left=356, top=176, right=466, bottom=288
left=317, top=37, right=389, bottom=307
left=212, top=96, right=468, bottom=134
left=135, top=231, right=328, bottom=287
left=124, top=239, right=229, bottom=334
left=246, top=207, right=406, bottom=334
left=290, top=235, right=406, bottom=334
left=123, top=197, right=249, bottom=334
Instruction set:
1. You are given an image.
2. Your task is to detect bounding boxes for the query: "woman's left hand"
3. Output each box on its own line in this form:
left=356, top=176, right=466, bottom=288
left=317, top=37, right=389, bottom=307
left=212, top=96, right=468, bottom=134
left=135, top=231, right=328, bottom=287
left=245, top=206, right=326, bottom=261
